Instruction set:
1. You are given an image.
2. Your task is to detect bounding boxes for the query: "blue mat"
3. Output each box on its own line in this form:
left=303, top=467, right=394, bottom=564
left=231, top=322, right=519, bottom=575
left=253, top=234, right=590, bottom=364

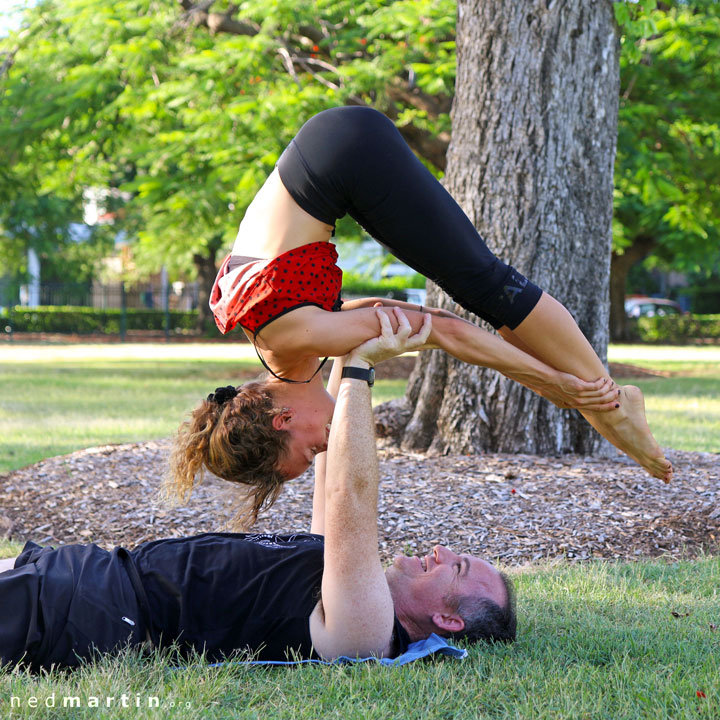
left=208, top=633, right=467, bottom=667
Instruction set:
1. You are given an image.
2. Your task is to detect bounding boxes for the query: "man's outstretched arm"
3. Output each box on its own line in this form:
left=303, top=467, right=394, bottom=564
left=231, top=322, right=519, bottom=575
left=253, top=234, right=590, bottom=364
left=309, top=310, right=431, bottom=659
left=310, top=354, right=345, bottom=536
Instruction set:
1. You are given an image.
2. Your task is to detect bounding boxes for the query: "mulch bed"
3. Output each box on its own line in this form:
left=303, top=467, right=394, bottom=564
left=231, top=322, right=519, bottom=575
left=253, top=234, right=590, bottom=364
left=1, top=351, right=717, bottom=564
left=1, top=440, right=717, bottom=566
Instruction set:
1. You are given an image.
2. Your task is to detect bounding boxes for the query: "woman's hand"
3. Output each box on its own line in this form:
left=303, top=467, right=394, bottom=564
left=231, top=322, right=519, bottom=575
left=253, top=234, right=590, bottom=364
left=346, top=308, right=432, bottom=367
left=527, top=372, right=621, bottom=412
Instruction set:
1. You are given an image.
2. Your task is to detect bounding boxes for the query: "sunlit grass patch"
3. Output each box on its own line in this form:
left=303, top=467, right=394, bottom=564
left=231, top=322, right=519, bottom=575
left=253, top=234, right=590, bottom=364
left=0, top=343, right=411, bottom=472
left=608, top=345, right=720, bottom=452
left=0, top=555, right=717, bottom=720
left=1, top=342, right=717, bottom=472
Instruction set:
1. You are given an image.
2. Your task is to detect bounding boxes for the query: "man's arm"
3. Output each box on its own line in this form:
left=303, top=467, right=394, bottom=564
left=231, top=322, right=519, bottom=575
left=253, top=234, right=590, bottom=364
left=309, top=310, right=431, bottom=659
left=311, top=307, right=430, bottom=536
left=310, top=355, right=346, bottom=535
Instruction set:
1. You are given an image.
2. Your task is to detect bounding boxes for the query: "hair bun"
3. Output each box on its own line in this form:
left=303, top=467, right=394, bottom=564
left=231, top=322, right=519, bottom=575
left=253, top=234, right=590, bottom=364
left=207, top=385, right=239, bottom=405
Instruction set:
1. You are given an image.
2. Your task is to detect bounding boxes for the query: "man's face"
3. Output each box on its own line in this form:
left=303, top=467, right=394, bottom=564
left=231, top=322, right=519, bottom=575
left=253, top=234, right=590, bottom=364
left=385, top=545, right=507, bottom=632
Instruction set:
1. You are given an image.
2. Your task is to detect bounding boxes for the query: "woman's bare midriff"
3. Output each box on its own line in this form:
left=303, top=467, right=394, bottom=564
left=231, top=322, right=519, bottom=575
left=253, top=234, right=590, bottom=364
left=232, top=168, right=334, bottom=260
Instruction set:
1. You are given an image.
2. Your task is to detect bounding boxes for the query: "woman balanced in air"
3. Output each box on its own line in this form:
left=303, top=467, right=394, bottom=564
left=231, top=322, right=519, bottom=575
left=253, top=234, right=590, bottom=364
left=170, top=106, right=671, bottom=522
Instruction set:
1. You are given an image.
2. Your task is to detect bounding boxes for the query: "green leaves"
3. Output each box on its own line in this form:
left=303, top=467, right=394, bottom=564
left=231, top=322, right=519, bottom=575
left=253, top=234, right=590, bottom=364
left=1, top=0, right=458, bottom=284
left=615, top=0, right=659, bottom=64
left=1, top=0, right=717, bottom=291
left=615, top=0, right=720, bottom=275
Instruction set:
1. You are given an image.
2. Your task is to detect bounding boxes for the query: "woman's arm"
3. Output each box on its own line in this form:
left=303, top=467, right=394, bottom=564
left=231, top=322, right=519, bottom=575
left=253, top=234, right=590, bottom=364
left=341, top=296, right=457, bottom=319
left=258, top=305, right=619, bottom=411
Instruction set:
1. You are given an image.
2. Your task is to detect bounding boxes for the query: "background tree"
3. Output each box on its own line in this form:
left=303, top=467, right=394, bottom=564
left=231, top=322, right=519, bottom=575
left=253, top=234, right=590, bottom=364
left=2, top=0, right=716, bottom=335
left=612, top=1, right=720, bottom=339
left=380, top=0, right=620, bottom=457
left=0, top=0, right=457, bottom=327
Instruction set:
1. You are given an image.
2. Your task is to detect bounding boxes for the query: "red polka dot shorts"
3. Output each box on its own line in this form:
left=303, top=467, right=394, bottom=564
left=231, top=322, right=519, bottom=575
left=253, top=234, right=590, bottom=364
left=210, top=241, right=343, bottom=335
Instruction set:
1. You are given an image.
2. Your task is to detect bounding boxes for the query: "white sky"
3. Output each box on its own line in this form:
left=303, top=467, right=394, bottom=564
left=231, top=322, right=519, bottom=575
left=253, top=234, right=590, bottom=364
left=0, top=0, right=31, bottom=37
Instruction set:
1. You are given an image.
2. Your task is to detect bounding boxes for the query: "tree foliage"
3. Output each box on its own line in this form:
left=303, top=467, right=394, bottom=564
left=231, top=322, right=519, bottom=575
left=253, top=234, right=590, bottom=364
left=0, top=0, right=455, bottom=290
left=1, top=0, right=717, bottom=331
left=610, top=0, right=720, bottom=336
left=616, top=1, right=720, bottom=260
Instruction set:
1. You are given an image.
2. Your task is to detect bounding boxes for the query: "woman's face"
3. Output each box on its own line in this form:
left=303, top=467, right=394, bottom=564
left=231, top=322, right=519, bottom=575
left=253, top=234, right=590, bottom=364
left=275, top=392, right=335, bottom=480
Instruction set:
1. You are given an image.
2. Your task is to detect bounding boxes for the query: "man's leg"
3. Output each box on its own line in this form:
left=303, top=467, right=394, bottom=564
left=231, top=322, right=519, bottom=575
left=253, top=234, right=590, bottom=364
left=0, top=562, right=44, bottom=668
left=1, top=543, right=146, bottom=671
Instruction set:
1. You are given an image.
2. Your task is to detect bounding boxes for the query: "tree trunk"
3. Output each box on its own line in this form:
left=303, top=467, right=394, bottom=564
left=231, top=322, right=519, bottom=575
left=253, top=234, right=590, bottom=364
left=609, top=235, right=657, bottom=341
left=394, top=0, right=620, bottom=457
left=193, top=234, right=224, bottom=333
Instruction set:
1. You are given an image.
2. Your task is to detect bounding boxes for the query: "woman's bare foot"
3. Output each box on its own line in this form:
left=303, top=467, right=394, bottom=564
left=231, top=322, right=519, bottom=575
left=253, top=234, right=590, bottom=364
left=581, top=385, right=672, bottom=483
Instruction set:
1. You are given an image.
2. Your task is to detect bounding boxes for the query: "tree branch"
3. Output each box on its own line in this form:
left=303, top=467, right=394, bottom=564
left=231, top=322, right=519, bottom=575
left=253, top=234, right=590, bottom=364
left=277, top=46, right=302, bottom=88
left=383, top=87, right=451, bottom=171
left=178, top=0, right=259, bottom=36
left=396, top=122, right=450, bottom=172
left=0, top=27, right=32, bottom=80
left=387, top=84, right=453, bottom=118
left=297, top=59, right=341, bottom=91
left=0, top=48, right=18, bottom=80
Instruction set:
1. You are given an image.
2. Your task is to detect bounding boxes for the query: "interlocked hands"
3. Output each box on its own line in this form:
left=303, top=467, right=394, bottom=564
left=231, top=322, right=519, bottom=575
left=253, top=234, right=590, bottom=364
left=347, top=307, right=432, bottom=367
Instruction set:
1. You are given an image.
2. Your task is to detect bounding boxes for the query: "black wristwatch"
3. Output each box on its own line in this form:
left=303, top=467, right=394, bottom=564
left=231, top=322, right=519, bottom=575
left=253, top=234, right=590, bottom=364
left=341, top=365, right=375, bottom=387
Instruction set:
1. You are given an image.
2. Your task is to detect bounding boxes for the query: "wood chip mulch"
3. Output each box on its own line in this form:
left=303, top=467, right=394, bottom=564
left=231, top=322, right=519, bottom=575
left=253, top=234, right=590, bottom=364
left=1, top=440, right=717, bottom=566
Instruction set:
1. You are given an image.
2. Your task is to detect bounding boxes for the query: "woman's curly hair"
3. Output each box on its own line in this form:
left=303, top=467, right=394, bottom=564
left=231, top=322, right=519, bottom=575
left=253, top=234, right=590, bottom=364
left=167, top=381, right=289, bottom=527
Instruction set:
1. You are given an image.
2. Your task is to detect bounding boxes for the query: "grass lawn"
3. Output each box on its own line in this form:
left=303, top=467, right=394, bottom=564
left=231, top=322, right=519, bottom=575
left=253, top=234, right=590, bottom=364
left=608, top=345, right=720, bottom=453
left=0, top=343, right=718, bottom=717
left=0, top=546, right=717, bottom=720
left=0, top=342, right=405, bottom=473
left=1, top=342, right=717, bottom=473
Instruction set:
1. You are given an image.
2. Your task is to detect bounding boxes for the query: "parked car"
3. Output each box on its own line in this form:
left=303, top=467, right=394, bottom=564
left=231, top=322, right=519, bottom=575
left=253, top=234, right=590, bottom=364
left=401, top=288, right=427, bottom=306
left=624, top=297, right=685, bottom=319
left=383, top=288, right=427, bottom=306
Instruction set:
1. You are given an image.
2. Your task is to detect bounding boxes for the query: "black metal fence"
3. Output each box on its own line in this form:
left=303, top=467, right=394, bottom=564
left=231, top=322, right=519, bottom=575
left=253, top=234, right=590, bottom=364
left=1, top=279, right=205, bottom=341
left=4, top=280, right=200, bottom=310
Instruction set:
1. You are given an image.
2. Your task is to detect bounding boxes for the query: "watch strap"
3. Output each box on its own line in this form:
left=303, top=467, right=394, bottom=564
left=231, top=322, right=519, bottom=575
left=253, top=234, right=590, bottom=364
left=341, top=365, right=375, bottom=386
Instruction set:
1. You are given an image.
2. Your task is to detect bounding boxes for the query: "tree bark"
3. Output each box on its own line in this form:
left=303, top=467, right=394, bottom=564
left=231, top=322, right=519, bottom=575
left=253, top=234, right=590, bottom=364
left=609, top=235, right=657, bottom=341
left=396, top=0, right=620, bottom=457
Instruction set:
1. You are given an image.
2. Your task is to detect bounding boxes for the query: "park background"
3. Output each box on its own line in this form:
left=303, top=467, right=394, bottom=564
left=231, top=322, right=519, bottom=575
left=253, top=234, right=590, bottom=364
left=1, top=0, right=719, bottom=718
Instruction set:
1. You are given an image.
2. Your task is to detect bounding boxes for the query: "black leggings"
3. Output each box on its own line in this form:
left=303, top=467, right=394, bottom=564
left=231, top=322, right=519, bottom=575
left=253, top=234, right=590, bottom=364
left=277, top=106, right=542, bottom=329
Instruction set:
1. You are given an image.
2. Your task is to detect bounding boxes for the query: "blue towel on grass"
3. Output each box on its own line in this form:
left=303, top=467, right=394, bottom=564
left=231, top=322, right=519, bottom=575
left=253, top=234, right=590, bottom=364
left=208, top=633, right=467, bottom=668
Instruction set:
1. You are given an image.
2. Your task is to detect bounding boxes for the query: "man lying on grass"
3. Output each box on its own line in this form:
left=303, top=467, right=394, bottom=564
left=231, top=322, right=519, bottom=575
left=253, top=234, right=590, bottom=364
left=0, top=311, right=515, bottom=672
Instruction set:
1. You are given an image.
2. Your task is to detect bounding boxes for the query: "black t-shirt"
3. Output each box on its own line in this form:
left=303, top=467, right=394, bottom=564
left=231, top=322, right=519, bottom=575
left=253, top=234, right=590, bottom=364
left=130, top=532, right=410, bottom=662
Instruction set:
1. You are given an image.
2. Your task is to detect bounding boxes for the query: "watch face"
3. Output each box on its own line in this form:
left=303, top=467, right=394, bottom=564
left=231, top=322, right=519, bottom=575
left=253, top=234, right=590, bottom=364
left=368, top=367, right=375, bottom=386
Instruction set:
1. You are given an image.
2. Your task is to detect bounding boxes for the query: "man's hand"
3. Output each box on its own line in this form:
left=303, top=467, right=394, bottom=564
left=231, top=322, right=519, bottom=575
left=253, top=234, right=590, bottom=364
left=346, top=307, right=432, bottom=367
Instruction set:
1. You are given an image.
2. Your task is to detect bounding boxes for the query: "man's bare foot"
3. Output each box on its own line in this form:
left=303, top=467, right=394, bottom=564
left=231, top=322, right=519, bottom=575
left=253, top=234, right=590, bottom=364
left=582, top=385, right=673, bottom=483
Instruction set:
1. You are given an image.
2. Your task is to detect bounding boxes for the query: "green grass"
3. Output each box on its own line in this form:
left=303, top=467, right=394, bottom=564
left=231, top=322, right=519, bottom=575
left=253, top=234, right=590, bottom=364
left=608, top=345, right=720, bottom=452
left=0, top=540, right=24, bottom=558
left=1, top=344, right=718, bottom=717
left=1, top=545, right=717, bottom=720
left=0, top=343, right=407, bottom=473
left=1, top=342, right=717, bottom=473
